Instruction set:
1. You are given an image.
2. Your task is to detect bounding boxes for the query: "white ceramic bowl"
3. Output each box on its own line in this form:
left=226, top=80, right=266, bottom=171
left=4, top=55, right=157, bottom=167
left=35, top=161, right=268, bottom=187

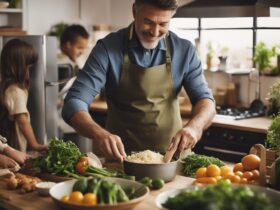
left=49, top=177, right=149, bottom=210
left=35, top=182, right=57, bottom=196
left=156, top=184, right=280, bottom=209
left=0, top=1, right=9, bottom=8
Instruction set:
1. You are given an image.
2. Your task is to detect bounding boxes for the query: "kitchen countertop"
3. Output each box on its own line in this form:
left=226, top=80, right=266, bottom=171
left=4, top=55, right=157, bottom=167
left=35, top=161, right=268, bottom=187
left=90, top=100, right=272, bottom=134
left=0, top=175, right=194, bottom=210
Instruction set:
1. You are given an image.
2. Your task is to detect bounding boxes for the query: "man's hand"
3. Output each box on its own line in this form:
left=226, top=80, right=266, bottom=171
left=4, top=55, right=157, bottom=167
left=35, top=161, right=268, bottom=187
left=95, top=130, right=126, bottom=162
left=70, top=111, right=127, bottom=162
left=167, top=126, right=201, bottom=155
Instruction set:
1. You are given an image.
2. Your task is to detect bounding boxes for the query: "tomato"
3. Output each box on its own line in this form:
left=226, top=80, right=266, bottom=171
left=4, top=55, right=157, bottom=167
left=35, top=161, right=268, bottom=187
left=82, top=193, right=97, bottom=205
left=206, top=164, right=221, bottom=177
left=233, top=163, right=244, bottom=172
left=79, top=156, right=89, bottom=164
left=69, top=191, right=84, bottom=203
left=75, top=161, right=88, bottom=174
left=241, top=154, right=261, bottom=171
left=195, top=167, right=207, bottom=178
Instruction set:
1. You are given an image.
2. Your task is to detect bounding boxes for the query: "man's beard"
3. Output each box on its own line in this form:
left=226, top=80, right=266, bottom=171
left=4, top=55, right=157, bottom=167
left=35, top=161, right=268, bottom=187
left=139, top=36, right=160, bottom=49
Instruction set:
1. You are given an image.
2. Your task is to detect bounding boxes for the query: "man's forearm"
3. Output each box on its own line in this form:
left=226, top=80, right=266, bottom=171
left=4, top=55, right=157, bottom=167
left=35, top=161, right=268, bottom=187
left=184, top=98, right=216, bottom=138
left=70, top=111, right=108, bottom=141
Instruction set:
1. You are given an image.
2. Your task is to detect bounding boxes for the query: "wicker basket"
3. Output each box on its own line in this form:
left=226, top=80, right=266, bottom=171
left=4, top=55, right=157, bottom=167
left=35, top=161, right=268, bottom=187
left=249, top=144, right=278, bottom=187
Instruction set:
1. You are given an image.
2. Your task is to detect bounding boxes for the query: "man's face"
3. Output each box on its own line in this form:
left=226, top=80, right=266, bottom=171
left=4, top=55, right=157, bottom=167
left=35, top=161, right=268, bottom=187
left=133, top=3, right=175, bottom=49
left=65, top=36, right=89, bottom=62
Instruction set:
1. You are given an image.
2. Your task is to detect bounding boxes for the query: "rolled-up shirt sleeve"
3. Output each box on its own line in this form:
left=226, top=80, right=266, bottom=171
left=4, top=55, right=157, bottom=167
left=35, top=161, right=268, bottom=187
left=62, top=98, right=88, bottom=123
left=182, top=45, right=214, bottom=105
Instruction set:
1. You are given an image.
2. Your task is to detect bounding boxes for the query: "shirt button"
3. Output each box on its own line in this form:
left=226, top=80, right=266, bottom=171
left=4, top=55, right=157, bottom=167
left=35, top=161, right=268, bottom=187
left=145, top=51, right=149, bottom=55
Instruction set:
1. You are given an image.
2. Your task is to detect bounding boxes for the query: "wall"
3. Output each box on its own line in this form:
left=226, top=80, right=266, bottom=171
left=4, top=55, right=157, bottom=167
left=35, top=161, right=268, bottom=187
left=205, top=71, right=280, bottom=107
left=26, top=0, right=79, bottom=35
left=26, top=0, right=132, bottom=35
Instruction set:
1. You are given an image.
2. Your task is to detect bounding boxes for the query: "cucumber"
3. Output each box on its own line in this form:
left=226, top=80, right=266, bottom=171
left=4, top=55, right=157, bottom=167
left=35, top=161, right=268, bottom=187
left=72, top=178, right=88, bottom=193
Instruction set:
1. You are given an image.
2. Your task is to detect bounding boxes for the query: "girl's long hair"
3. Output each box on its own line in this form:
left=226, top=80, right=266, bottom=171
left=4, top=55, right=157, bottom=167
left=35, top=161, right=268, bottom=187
left=0, top=39, right=38, bottom=107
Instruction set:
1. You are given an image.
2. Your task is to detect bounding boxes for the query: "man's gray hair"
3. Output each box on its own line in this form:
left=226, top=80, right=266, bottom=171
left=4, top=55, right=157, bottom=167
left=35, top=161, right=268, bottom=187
left=134, top=0, right=178, bottom=10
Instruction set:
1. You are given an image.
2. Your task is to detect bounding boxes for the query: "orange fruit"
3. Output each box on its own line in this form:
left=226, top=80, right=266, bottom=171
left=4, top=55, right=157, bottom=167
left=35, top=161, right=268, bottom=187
left=234, top=171, right=244, bottom=177
left=230, top=175, right=241, bottom=184
left=196, top=167, right=207, bottom=178
left=233, top=163, right=244, bottom=172
left=196, top=177, right=217, bottom=184
left=242, top=171, right=254, bottom=180
left=241, top=154, right=261, bottom=171
left=240, top=177, right=248, bottom=184
left=220, top=166, right=231, bottom=177
left=206, top=164, right=221, bottom=177
left=82, top=193, right=97, bottom=205
left=251, top=169, right=260, bottom=180
left=69, top=191, right=84, bottom=204
left=61, top=195, right=70, bottom=202
left=223, top=172, right=235, bottom=180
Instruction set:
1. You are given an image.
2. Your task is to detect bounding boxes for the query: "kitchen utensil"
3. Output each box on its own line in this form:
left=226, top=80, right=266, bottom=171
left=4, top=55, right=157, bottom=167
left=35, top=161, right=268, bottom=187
left=163, top=147, right=177, bottom=163
left=123, top=157, right=178, bottom=182
left=50, top=177, right=149, bottom=210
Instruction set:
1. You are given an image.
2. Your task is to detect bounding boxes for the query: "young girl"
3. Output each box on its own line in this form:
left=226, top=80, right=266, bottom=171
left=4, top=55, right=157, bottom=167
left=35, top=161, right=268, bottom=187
left=0, top=39, right=48, bottom=152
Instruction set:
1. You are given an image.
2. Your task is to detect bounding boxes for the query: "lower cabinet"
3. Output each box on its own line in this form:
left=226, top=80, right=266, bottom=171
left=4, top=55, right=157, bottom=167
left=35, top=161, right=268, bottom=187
left=193, top=126, right=266, bottom=162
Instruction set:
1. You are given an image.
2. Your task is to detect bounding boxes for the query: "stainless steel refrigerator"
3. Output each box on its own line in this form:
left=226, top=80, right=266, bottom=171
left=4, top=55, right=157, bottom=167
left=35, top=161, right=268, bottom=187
left=0, top=35, right=58, bottom=146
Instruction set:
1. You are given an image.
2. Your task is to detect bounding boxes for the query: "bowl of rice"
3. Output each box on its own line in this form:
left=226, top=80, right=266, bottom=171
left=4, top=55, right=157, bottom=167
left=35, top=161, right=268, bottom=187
left=123, top=150, right=178, bottom=182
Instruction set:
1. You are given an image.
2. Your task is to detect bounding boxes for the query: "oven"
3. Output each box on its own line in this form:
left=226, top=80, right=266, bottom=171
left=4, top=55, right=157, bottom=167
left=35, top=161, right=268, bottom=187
left=194, top=126, right=266, bottom=162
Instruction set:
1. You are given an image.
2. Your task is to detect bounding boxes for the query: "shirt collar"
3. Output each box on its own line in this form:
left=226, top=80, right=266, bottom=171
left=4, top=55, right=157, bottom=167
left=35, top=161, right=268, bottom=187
left=128, top=27, right=166, bottom=51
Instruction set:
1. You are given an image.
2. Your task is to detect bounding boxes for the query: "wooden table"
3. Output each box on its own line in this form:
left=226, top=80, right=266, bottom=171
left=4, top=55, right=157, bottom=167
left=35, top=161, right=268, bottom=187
left=0, top=175, right=194, bottom=210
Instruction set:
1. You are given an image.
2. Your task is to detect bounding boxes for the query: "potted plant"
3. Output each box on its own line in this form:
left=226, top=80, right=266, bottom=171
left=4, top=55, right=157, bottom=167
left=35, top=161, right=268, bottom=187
left=47, top=22, right=69, bottom=41
left=206, top=42, right=214, bottom=70
left=254, top=42, right=279, bottom=75
left=267, top=82, right=280, bottom=116
left=266, top=113, right=280, bottom=156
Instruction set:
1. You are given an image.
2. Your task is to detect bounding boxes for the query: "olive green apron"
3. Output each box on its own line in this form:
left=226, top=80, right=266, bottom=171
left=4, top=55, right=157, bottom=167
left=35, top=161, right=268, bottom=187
left=106, top=24, right=182, bottom=153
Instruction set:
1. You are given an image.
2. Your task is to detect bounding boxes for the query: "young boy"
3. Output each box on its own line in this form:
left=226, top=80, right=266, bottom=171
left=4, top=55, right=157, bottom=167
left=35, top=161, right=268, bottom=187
left=58, top=24, right=90, bottom=71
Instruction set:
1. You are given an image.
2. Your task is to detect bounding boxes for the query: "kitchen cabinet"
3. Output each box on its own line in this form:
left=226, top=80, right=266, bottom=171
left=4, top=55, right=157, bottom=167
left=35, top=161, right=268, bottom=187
left=193, top=125, right=266, bottom=163
left=0, top=0, right=27, bottom=35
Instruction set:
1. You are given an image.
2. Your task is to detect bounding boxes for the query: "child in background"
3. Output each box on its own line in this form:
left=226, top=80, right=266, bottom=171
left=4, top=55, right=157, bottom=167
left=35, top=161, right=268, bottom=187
left=0, top=135, right=29, bottom=169
left=0, top=39, right=48, bottom=152
left=59, top=24, right=89, bottom=70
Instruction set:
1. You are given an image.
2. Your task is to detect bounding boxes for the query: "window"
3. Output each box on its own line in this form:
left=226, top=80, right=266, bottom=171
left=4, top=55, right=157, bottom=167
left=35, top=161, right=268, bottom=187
left=170, top=17, right=280, bottom=71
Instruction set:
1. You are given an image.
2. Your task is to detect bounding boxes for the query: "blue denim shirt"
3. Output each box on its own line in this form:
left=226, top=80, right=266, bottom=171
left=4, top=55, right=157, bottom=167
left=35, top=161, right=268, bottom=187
left=62, top=26, right=213, bottom=123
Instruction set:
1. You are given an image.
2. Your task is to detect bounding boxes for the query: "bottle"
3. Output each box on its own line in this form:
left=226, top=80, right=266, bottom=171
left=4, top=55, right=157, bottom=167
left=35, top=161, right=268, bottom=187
left=226, top=82, right=237, bottom=106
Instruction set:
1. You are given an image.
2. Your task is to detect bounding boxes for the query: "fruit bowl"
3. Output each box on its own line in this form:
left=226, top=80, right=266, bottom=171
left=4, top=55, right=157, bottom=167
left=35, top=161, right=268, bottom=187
left=49, top=177, right=149, bottom=210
